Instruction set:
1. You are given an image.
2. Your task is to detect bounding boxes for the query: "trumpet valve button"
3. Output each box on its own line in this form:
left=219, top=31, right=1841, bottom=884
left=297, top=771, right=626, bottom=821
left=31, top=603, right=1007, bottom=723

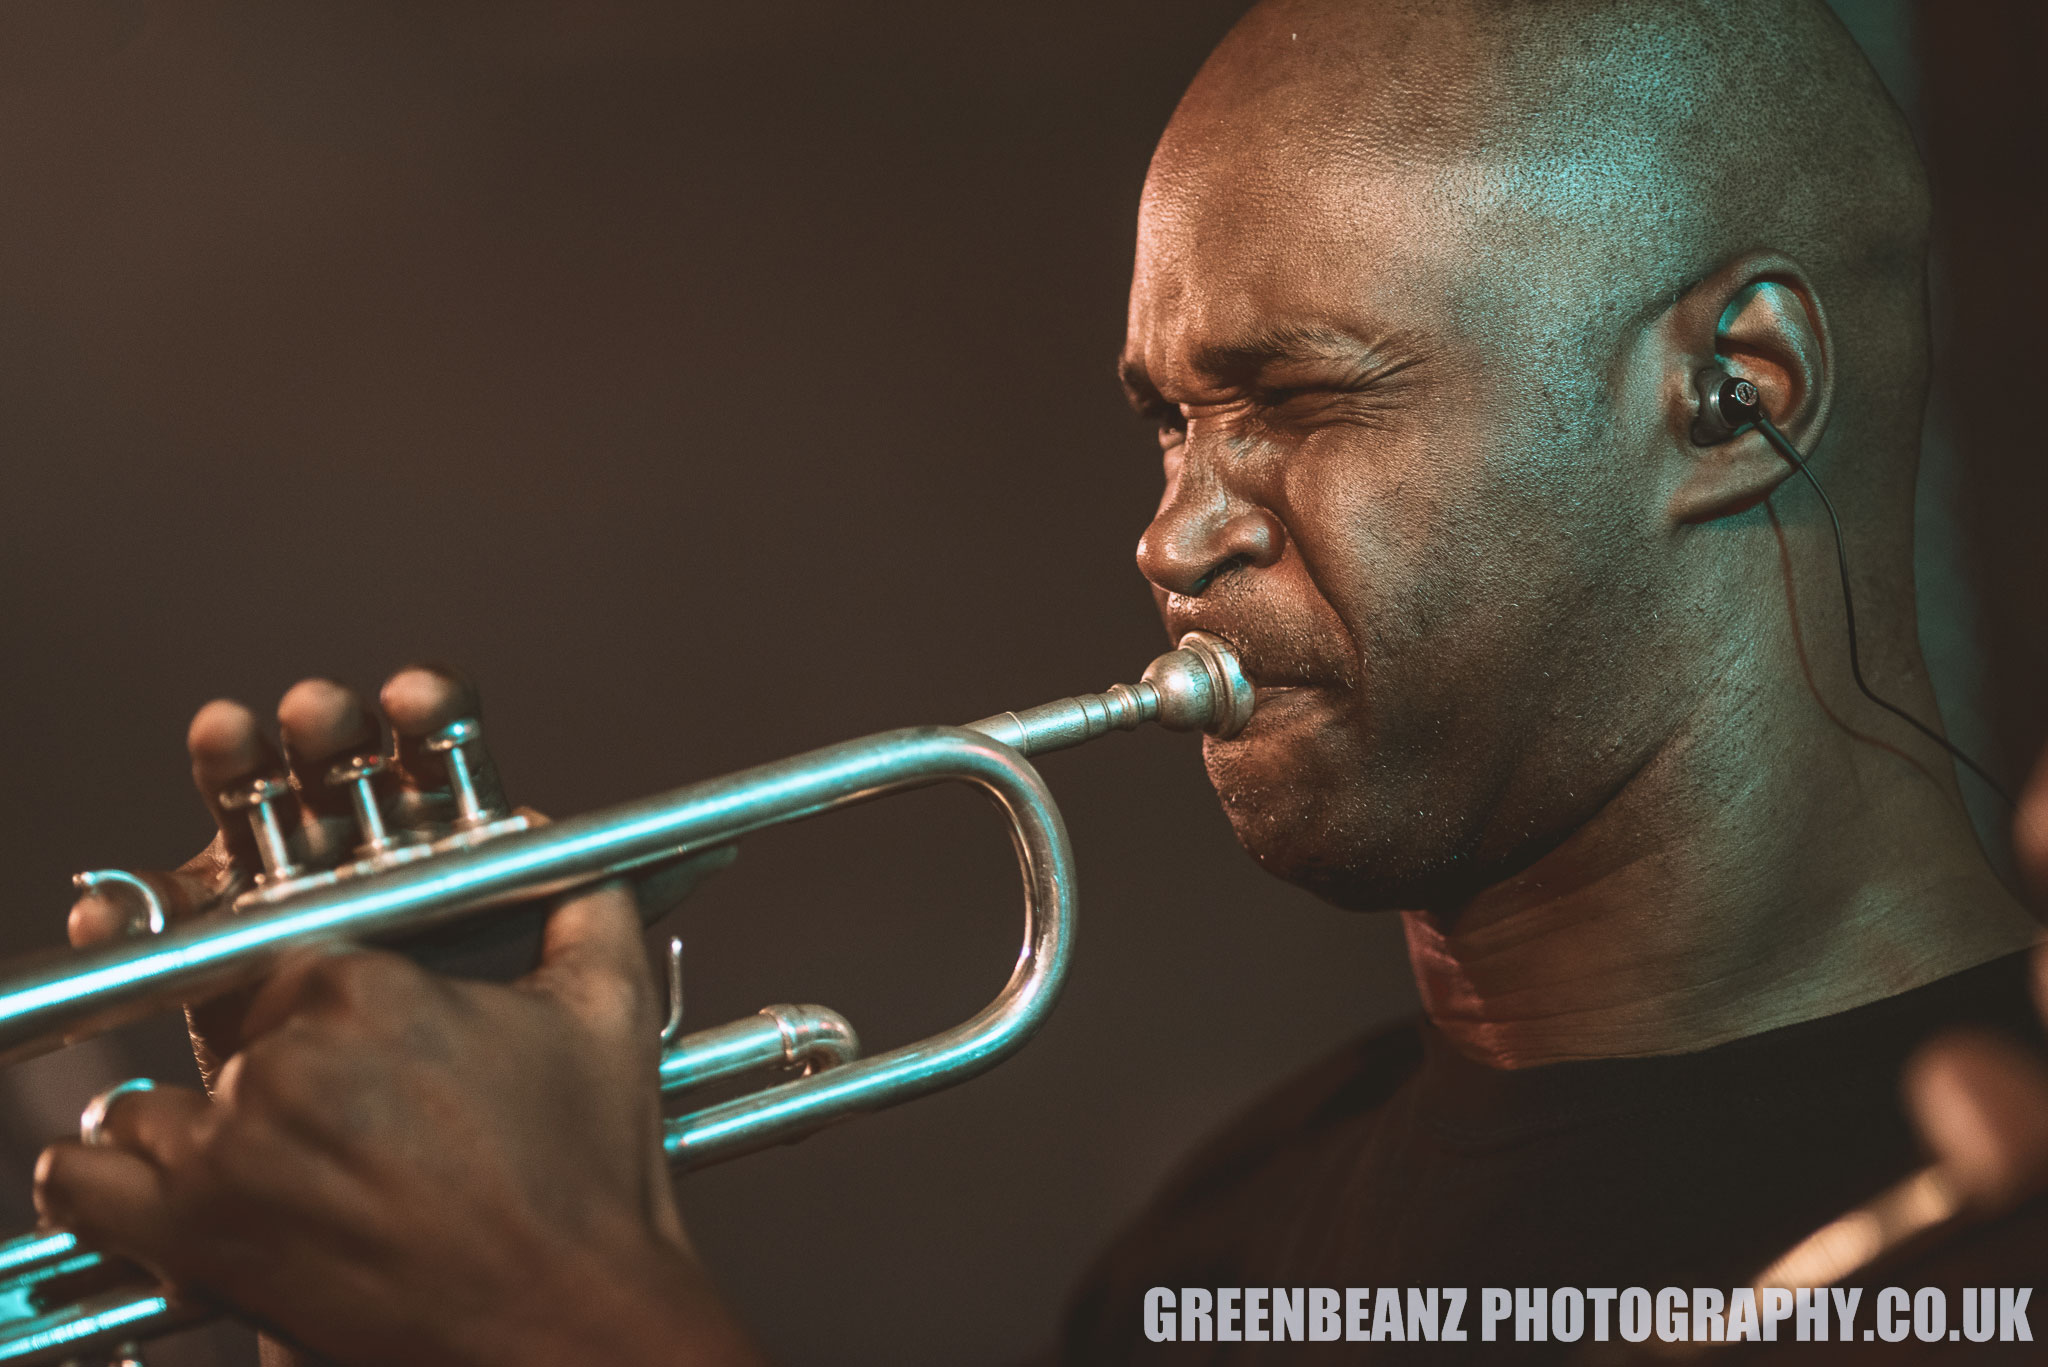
left=325, top=753, right=399, bottom=855
left=423, top=718, right=500, bottom=830
left=218, top=776, right=303, bottom=882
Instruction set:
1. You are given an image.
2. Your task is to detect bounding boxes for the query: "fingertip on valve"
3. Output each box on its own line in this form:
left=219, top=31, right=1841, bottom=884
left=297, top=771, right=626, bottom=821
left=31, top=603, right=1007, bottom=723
left=186, top=699, right=266, bottom=769
left=277, top=678, right=372, bottom=751
left=380, top=665, right=478, bottom=735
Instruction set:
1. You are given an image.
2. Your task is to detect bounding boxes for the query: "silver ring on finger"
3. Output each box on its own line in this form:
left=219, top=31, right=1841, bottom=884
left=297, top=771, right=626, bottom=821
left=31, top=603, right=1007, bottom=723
left=79, top=1078, right=158, bottom=1148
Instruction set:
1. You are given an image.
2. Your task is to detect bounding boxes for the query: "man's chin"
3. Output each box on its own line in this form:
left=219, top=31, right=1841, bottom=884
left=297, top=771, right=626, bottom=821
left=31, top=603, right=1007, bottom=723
left=1204, top=741, right=1392, bottom=912
left=1204, top=740, right=1476, bottom=915
left=1223, top=820, right=1409, bottom=913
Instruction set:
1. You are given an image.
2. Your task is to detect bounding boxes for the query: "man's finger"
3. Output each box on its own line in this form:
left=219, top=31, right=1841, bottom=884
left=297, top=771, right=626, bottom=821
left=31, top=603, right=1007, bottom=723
left=190, top=699, right=290, bottom=874
left=1904, top=1028, right=2048, bottom=1216
left=232, top=946, right=427, bottom=1049
left=33, top=1142, right=179, bottom=1269
left=87, top=1084, right=213, bottom=1170
left=522, top=880, right=656, bottom=1036
left=67, top=892, right=131, bottom=947
left=380, top=665, right=510, bottom=825
left=277, top=678, right=384, bottom=846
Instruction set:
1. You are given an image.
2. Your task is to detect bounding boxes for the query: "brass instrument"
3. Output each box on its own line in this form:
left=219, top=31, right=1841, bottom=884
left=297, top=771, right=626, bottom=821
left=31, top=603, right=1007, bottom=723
left=0, top=632, right=1253, bottom=1364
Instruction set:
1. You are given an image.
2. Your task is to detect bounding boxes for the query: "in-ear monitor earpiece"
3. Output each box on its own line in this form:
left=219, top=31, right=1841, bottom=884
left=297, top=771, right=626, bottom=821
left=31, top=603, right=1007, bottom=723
left=1692, top=367, right=1762, bottom=443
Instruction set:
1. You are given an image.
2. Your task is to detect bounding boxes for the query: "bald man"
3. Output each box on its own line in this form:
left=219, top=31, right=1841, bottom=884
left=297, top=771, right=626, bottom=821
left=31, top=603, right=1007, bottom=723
left=35, top=0, right=2048, bottom=1362
left=1057, top=0, right=2046, bottom=1351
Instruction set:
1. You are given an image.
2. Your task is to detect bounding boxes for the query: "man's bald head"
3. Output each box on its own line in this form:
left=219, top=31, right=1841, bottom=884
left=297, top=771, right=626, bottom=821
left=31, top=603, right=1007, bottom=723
left=1127, top=0, right=1947, bottom=911
left=1152, top=0, right=1927, bottom=501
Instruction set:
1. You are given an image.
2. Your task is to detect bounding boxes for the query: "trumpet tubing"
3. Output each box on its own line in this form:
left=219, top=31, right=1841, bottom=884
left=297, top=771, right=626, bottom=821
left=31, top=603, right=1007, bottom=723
left=0, top=632, right=1251, bottom=1364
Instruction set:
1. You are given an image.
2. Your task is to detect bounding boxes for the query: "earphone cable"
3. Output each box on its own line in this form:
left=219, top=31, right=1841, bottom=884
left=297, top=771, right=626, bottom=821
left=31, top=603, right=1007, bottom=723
left=1753, top=413, right=2016, bottom=809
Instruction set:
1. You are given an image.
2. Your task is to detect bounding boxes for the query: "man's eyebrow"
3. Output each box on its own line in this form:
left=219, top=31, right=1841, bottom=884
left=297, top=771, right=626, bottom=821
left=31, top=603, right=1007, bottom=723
left=1189, top=323, right=1391, bottom=381
left=1117, top=324, right=1405, bottom=412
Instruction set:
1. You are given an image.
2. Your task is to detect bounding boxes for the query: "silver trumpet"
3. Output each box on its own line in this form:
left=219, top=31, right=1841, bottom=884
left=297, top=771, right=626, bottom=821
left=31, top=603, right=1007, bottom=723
left=0, top=632, right=1254, bottom=1364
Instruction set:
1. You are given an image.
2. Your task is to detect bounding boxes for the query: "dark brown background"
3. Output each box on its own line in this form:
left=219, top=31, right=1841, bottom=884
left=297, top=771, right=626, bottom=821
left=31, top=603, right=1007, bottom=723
left=0, top=4, right=2033, bottom=1365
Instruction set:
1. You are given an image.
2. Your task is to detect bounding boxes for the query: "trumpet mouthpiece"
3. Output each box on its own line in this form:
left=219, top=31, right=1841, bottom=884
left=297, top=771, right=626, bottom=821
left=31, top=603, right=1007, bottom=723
left=963, top=631, right=1255, bottom=757
left=1146, top=631, right=1255, bottom=740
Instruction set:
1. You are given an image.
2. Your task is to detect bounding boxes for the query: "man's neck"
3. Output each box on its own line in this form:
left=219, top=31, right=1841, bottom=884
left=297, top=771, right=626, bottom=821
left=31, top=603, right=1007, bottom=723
left=1401, top=706, right=2041, bottom=1069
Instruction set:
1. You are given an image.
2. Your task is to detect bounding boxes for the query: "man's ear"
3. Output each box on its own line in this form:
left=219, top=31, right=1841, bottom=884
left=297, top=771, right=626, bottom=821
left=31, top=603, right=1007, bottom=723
left=1661, top=253, right=1834, bottom=524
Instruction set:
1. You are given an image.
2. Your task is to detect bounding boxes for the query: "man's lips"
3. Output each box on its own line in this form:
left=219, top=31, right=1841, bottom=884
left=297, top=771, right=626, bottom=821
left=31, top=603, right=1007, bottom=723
left=1220, top=647, right=1338, bottom=695
left=1215, top=680, right=1331, bottom=743
left=1165, top=618, right=1350, bottom=717
left=1179, top=632, right=1326, bottom=687
left=1248, top=682, right=1332, bottom=722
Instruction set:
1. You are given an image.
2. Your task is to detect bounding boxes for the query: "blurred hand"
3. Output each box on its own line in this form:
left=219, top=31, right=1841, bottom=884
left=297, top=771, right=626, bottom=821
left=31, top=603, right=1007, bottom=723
left=1901, top=759, right=2048, bottom=1219
left=42, top=669, right=764, bottom=1366
left=67, top=666, right=722, bottom=1081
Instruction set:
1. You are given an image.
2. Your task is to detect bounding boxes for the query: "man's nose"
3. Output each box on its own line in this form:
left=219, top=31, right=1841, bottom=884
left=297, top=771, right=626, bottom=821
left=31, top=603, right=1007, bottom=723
left=1135, top=466, right=1285, bottom=597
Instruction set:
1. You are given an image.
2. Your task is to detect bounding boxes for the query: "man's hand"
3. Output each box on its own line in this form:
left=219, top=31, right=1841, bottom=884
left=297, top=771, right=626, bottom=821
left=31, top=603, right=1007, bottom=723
left=67, top=667, right=525, bottom=1085
left=40, top=669, right=767, bottom=1366
left=1900, top=762, right=2048, bottom=1218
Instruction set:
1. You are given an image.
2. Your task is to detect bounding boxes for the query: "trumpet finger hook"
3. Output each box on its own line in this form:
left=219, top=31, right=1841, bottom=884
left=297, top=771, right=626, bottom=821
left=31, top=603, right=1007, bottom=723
left=72, top=871, right=167, bottom=937
left=659, top=936, right=684, bottom=1047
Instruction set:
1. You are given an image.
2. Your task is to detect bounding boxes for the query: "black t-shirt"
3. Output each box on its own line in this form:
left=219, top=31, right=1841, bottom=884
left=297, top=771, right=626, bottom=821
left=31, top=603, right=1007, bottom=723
left=1058, top=951, right=2048, bottom=1362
